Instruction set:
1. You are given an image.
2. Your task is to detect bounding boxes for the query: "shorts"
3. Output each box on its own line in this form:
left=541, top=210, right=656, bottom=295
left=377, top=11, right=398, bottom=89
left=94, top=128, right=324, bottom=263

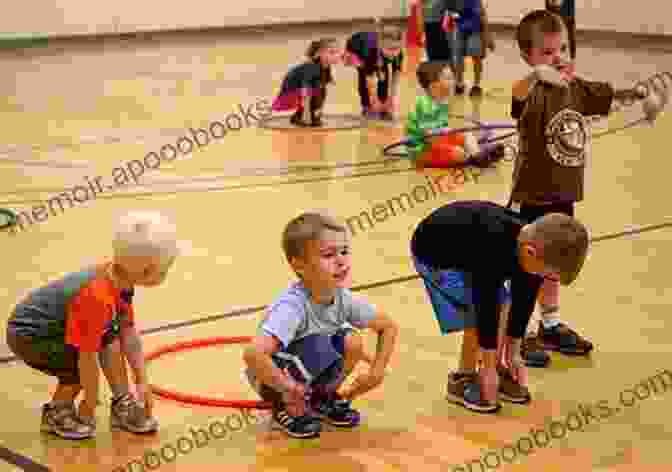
left=412, top=256, right=511, bottom=335
left=249, top=328, right=352, bottom=404
left=6, top=328, right=80, bottom=385
left=446, top=31, right=482, bottom=65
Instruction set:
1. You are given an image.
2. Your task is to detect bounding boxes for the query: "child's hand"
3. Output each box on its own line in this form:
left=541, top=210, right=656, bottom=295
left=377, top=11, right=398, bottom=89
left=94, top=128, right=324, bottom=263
left=281, top=379, right=308, bottom=416
left=479, top=366, right=499, bottom=405
left=529, top=64, right=569, bottom=88
left=136, top=383, right=154, bottom=417
left=78, top=399, right=97, bottom=423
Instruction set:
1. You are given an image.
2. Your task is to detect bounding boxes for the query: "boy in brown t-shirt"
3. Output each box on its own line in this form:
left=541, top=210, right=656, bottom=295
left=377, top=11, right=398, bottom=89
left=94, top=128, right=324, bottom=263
left=509, top=10, right=655, bottom=365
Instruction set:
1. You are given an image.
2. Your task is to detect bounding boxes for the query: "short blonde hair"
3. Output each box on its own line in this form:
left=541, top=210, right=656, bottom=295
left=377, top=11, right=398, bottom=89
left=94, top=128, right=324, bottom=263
left=282, top=212, right=347, bottom=261
left=113, top=211, right=178, bottom=265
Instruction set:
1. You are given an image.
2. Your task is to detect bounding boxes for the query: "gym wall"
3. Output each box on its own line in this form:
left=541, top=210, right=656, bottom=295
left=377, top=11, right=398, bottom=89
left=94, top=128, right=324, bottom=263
left=0, top=0, right=669, bottom=41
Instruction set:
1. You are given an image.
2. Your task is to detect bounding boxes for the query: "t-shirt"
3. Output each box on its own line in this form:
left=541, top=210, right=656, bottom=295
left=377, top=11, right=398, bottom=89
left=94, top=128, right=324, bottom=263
left=405, top=94, right=452, bottom=156
left=259, top=282, right=377, bottom=349
left=447, top=0, right=481, bottom=34
left=8, top=263, right=135, bottom=353
left=546, top=0, right=575, bottom=18
left=345, top=32, right=404, bottom=78
left=510, top=77, right=613, bottom=205
left=410, top=200, right=541, bottom=348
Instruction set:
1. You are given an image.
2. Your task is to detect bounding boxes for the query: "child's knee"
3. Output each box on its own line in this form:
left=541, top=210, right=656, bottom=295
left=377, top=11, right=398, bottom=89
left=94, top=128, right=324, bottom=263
left=343, top=331, right=365, bottom=359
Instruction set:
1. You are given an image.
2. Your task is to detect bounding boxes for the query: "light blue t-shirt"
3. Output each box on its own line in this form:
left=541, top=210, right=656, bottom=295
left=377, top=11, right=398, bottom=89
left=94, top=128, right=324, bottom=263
left=259, top=282, right=377, bottom=349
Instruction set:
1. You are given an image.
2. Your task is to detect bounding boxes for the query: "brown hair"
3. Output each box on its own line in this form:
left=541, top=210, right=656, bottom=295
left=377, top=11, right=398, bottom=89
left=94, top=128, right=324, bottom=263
left=306, top=38, right=339, bottom=60
left=527, top=213, right=589, bottom=285
left=416, top=61, right=451, bottom=91
left=516, top=10, right=566, bottom=55
left=282, top=212, right=347, bottom=262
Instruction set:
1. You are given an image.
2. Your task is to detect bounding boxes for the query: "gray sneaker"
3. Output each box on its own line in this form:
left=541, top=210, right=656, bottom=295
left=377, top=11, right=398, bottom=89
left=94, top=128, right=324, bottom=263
left=41, top=402, right=96, bottom=440
left=110, top=394, right=158, bottom=434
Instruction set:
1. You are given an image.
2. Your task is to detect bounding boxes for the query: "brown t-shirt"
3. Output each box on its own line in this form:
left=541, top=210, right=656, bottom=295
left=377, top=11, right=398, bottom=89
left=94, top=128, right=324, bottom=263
left=510, top=78, right=613, bottom=205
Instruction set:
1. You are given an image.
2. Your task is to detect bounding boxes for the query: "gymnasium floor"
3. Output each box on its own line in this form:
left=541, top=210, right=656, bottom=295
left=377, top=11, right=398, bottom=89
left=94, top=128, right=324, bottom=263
left=0, top=22, right=671, bottom=472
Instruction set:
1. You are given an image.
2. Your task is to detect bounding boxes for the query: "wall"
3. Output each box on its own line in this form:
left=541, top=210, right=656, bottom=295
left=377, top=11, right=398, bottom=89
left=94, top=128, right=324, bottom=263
left=1, top=1, right=670, bottom=40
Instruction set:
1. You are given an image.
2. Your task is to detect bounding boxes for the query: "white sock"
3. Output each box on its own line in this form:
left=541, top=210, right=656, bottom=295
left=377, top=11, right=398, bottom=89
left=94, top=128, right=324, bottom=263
left=540, top=305, right=562, bottom=329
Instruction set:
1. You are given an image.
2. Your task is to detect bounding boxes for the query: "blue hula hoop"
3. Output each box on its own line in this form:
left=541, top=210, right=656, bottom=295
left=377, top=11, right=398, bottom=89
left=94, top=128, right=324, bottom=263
left=382, top=122, right=518, bottom=158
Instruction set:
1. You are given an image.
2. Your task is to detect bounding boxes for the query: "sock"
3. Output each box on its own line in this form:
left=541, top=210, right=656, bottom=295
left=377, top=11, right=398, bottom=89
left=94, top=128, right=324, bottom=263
left=539, top=305, right=562, bottom=329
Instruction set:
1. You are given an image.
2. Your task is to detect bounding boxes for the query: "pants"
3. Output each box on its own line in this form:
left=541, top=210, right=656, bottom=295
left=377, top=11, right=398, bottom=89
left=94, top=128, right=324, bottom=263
left=6, top=328, right=81, bottom=385
left=424, top=22, right=454, bottom=64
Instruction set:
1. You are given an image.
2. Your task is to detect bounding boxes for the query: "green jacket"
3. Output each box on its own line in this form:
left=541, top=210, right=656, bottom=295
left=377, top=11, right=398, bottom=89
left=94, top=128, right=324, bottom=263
left=404, top=94, right=452, bottom=156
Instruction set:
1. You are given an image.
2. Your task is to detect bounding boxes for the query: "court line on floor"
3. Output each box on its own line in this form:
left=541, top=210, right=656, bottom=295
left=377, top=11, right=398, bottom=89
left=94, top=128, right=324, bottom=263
left=1, top=219, right=670, bottom=365
left=0, top=445, right=51, bottom=472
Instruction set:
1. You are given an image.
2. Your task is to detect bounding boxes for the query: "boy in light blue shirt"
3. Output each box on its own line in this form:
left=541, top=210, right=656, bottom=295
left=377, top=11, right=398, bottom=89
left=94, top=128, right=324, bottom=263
left=243, top=212, right=398, bottom=439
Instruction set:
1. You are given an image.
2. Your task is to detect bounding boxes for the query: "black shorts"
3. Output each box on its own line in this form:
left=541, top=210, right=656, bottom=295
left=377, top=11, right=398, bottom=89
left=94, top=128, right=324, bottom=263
left=6, top=328, right=80, bottom=385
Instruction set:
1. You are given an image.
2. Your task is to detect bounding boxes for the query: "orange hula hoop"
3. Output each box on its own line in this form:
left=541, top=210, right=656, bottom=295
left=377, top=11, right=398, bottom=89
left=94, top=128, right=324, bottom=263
left=145, top=336, right=272, bottom=409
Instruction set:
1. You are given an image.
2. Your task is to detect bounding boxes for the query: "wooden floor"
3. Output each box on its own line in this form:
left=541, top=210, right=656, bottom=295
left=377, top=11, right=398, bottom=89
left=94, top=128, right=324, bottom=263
left=1, top=23, right=671, bottom=472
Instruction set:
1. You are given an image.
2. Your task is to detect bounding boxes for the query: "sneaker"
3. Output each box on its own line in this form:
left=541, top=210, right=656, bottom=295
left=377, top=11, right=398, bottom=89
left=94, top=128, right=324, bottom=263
left=290, top=112, right=310, bottom=127
left=469, top=86, right=483, bottom=97
left=110, top=394, right=158, bottom=434
left=497, top=367, right=531, bottom=404
left=455, top=84, right=466, bottom=95
left=445, top=371, right=499, bottom=413
left=41, top=402, right=95, bottom=440
left=537, top=322, right=594, bottom=355
left=272, top=408, right=322, bottom=438
left=313, top=395, right=361, bottom=428
left=522, top=335, right=551, bottom=367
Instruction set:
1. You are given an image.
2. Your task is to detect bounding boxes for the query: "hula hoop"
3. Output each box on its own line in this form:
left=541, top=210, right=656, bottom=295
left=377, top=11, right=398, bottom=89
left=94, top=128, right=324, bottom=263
left=145, top=336, right=272, bottom=409
left=0, top=208, right=17, bottom=230
left=382, top=121, right=518, bottom=158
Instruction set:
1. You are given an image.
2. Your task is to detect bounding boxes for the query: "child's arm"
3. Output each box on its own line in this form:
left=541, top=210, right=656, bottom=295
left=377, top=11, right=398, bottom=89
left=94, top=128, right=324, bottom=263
left=78, top=352, right=100, bottom=422
left=119, top=323, right=153, bottom=413
left=342, top=309, right=398, bottom=399
left=243, top=334, right=308, bottom=414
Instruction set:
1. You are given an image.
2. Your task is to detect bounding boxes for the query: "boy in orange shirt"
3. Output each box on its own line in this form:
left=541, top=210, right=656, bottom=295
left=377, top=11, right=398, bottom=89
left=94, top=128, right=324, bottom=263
left=6, top=212, right=179, bottom=439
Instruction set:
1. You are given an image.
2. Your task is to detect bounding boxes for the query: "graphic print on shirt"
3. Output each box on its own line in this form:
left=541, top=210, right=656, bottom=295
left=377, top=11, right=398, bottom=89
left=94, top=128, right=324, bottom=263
left=544, top=108, right=590, bottom=167
left=101, top=305, right=126, bottom=347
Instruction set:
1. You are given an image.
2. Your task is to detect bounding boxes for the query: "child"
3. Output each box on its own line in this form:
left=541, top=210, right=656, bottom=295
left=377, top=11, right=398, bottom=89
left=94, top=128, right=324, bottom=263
left=545, top=0, right=576, bottom=60
left=344, top=22, right=404, bottom=120
left=243, top=212, right=398, bottom=438
left=405, top=61, right=506, bottom=168
left=5, top=212, right=178, bottom=439
left=445, top=0, right=496, bottom=96
left=416, top=0, right=454, bottom=64
left=510, top=10, right=660, bottom=365
left=411, top=200, right=590, bottom=411
left=271, top=38, right=343, bottom=127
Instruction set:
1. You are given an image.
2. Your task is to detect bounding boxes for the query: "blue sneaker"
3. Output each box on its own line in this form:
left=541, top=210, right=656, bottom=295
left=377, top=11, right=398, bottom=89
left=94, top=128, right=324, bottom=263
left=313, top=396, right=361, bottom=427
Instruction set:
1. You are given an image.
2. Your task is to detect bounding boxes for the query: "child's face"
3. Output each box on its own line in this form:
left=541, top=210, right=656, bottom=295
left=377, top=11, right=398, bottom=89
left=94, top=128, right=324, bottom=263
left=526, top=31, right=574, bottom=79
left=518, top=240, right=560, bottom=281
left=292, top=230, right=352, bottom=291
left=318, top=45, right=343, bottom=66
left=429, top=69, right=455, bottom=101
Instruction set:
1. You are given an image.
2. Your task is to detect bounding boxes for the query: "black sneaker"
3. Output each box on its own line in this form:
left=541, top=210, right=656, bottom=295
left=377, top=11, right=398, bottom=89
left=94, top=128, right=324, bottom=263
left=522, top=335, right=551, bottom=368
left=290, top=112, right=310, bottom=127
left=272, top=408, right=321, bottom=438
left=538, top=321, right=594, bottom=355
left=313, top=396, right=361, bottom=427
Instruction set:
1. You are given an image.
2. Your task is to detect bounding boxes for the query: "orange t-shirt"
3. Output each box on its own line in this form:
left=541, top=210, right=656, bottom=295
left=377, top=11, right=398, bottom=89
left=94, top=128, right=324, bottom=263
left=65, top=273, right=135, bottom=353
